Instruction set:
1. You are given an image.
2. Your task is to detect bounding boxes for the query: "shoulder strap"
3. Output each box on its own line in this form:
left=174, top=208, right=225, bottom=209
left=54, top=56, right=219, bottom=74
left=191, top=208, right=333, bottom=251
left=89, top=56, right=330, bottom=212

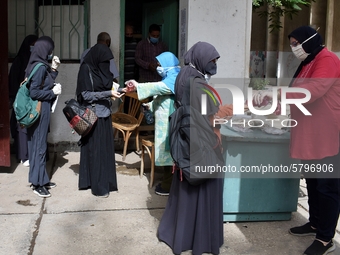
left=86, top=64, right=94, bottom=92
left=175, top=76, right=195, bottom=109
left=85, top=64, right=96, bottom=108
left=26, top=63, right=45, bottom=82
left=182, top=76, right=196, bottom=106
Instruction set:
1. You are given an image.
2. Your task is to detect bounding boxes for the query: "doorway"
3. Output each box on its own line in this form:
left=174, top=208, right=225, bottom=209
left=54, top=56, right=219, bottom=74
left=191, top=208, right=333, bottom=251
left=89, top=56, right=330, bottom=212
left=122, top=0, right=179, bottom=82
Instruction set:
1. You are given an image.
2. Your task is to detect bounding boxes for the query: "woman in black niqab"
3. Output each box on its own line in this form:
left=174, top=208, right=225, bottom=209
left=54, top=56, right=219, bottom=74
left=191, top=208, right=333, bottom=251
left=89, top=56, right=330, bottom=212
left=76, top=43, right=114, bottom=96
left=9, top=34, right=38, bottom=164
left=76, top=42, right=119, bottom=197
left=9, top=34, right=38, bottom=104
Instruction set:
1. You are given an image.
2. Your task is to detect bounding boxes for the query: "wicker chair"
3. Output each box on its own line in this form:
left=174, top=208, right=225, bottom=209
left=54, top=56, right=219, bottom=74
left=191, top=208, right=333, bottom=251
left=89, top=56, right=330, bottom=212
left=111, top=92, right=144, bottom=161
left=140, top=138, right=155, bottom=188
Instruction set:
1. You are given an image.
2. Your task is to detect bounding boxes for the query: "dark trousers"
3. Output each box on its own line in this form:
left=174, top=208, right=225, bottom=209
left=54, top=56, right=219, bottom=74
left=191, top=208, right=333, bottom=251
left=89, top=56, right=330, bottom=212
left=302, top=152, right=340, bottom=242
left=161, top=166, right=173, bottom=192
left=27, top=106, right=51, bottom=187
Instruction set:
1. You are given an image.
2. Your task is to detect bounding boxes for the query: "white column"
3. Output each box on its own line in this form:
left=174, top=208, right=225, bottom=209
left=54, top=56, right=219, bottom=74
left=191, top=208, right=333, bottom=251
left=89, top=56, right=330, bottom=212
left=180, top=0, right=253, bottom=103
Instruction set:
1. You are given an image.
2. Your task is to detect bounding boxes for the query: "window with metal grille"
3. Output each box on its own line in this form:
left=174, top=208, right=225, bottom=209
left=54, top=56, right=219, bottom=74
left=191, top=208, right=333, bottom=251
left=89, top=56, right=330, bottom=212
left=8, top=0, right=87, bottom=61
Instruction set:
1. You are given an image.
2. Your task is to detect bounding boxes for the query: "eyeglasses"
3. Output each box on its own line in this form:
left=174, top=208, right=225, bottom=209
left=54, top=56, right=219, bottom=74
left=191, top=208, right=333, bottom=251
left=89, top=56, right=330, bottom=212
left=290, top=41, right=299, bottom=47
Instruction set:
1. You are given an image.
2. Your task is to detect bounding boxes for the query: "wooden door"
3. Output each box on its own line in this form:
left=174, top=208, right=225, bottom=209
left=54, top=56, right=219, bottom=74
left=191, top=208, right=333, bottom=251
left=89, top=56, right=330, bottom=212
left=0, top=0, right=10, bottom=166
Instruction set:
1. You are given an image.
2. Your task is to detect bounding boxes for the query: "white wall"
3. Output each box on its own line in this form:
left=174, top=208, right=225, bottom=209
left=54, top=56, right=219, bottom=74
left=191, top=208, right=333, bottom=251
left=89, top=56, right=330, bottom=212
left=48, top=64, right=81, bottom=144
left=180, top=0, right=253, bottom=104
left=89, top=0, right=120, bottom=71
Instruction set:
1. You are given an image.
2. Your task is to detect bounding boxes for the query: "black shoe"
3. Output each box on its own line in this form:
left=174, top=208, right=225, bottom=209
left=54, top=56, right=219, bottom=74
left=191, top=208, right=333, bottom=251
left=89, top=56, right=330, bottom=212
left=44, top=182, right=56, bottom=189
left=289, top=223, right=317, bottom=236
left=155, top=183, right=169, bottom=196
left=33, top=186, right=51, bottom=198
left=31, top=182, right=56, bottom=190
left=304, top=240, right=335, bottom=255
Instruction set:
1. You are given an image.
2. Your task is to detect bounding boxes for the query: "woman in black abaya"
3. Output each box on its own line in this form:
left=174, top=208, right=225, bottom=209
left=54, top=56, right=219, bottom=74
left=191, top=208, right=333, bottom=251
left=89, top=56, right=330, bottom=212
left=158, top=42, right=224, bottom=255
left=76, top=38, right=123, bottom=198
left=27, top=36, right=60, bottom=198
left=9, top=34, right=38, bottom=165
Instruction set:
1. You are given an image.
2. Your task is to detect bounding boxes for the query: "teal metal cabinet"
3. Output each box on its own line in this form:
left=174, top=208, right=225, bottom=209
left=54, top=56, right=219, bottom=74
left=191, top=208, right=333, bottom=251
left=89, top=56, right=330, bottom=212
left=220, top=126, right=300, bottom=222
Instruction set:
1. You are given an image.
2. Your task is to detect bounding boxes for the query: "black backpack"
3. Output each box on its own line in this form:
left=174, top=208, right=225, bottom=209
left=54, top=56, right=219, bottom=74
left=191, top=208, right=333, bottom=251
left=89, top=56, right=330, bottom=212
left=169, top=77, right=225, bottom=185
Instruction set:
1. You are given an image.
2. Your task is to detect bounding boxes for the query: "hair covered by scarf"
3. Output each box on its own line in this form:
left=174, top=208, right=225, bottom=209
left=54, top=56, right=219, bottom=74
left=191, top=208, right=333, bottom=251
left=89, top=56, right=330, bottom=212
left=8, top=35, right=38, bottom=99
left=25, top=36, right=55, bottom=76
left=155, top=51, right=180, bottom=93
left=175, top=41, right=220, bottom=102
left=288, top=26, right=325, bottom=85
left=76, top=43, right=114, bottom=95
left=288, top=26, right=323, bottom=54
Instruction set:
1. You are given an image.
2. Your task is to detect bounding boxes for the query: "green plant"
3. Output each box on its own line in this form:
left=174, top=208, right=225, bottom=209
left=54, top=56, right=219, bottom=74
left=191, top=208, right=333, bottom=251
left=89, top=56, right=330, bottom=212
left=250, top=78, right=270, bottom=90
left=252, top=0, right=313, bottom=32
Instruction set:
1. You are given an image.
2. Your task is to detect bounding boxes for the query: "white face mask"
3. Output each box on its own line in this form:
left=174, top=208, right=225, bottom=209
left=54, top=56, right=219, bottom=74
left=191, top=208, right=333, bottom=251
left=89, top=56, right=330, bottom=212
left=291, top=33, right=318, bottom=61
left=156, top=66, right=167, bottom=77
left=156, top=66, right=179, bottom=77
left=291, top=44, right=309, bottom=61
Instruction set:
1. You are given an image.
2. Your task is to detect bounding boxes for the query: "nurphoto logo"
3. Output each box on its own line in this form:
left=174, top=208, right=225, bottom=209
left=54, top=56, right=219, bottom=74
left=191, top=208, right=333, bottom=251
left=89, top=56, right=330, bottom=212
left=200, top=85, right=311, bottom=128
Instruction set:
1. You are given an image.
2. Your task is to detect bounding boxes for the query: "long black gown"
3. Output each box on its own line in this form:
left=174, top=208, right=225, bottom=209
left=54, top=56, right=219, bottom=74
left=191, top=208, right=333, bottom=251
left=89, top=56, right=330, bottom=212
left=158, top=174, right=224, bottom=255
left=76, top=43, right=118, bottom=196
left=9, top=35, right=38, bottom=162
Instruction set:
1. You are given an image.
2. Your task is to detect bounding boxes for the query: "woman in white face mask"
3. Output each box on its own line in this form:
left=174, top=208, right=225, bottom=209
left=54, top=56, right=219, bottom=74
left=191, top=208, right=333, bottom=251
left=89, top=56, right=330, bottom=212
left=254, top=25, right=340, bottom=255
left=288, top=27, right=323, bottom=63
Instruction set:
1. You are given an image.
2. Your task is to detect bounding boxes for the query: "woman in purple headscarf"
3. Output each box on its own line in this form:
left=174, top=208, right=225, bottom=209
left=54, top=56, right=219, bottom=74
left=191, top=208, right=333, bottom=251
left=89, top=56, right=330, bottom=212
left=157, top=42, right=230, bottom=255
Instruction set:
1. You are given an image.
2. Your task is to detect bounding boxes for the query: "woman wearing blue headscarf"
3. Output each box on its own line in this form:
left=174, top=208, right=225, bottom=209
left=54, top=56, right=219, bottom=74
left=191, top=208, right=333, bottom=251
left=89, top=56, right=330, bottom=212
left=124, top=51, right=180, bottom=195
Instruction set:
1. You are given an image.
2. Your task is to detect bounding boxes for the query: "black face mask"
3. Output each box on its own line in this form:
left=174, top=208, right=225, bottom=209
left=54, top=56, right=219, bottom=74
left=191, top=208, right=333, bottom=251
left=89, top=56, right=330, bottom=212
left=204, top=61, right=217, bottom=75
left=125, top=37, right=133, bottom=43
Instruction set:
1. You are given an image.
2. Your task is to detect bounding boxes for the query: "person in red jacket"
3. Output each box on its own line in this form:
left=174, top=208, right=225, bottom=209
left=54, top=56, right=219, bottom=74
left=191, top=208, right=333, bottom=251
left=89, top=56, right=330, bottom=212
left=254, top=26, right=340, bottom=255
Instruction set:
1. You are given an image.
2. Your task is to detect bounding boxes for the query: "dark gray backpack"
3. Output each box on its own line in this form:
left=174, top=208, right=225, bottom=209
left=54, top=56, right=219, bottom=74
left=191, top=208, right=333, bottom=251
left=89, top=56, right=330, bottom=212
left=169, top=77, right=225, bottom=185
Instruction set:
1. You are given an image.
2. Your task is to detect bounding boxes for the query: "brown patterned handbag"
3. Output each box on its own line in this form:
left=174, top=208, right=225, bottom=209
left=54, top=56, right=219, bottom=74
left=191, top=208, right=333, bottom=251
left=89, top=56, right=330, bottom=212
left=63, top=63, right=97, bottom=136
left=63, top=99, right=97, bottom=136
